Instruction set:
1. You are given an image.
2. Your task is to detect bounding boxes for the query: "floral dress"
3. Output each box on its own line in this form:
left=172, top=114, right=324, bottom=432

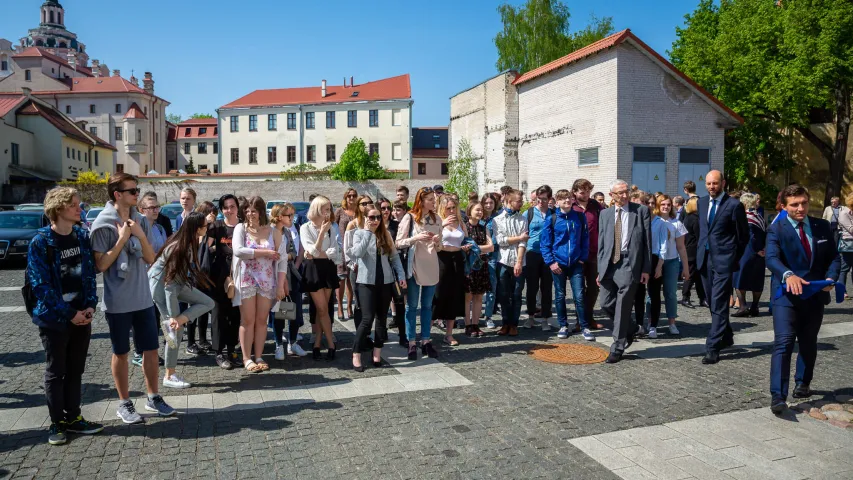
left=465, top=223, right=490, bottom=294
left=240, top=231, right=276, bottom=300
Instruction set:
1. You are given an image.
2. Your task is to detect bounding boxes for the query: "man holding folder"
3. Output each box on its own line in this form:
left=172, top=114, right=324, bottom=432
left=766, top=184, right=841, bottom=414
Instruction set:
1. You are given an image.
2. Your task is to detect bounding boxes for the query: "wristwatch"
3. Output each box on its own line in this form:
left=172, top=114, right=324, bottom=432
left=782, top=271, right=794, bottom=282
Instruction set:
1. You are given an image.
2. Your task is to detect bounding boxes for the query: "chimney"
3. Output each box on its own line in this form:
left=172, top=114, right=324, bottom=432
left=91, top=59, right=100, bottom=77
left=112, top=69, right=120, bottom=77
left=321, top=79, right=327, bottom=98
left=343, top=77, right=347, bottom=88
left=143, top=72, right=154, bottom=94
left=350, top=76, right=354, bottom=87
left=21, top=87, right=31, bottom=97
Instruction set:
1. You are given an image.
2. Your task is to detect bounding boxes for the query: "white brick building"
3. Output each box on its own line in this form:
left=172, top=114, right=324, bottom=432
left=176, top=118, right=218, bottom=173
left=452, top=30, right=742, bottom=196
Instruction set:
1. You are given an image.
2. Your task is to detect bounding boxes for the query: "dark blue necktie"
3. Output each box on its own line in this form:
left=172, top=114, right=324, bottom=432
left=705, top=199, right=717, bottom=251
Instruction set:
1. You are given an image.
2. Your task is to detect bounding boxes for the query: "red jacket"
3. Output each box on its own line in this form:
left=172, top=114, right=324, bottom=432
left=572, top=199, right=601, bottom=256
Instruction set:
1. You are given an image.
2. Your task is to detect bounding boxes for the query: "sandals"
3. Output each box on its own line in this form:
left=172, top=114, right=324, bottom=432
left=443, top=336, right=459, bottom=347
left=244, top=360, right=262, bottom=372
left=255, top=359, right=270, bottom=371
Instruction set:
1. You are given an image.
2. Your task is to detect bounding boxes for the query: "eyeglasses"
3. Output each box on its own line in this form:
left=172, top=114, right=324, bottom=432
left=346, top=193, right=358, bottom=198
left=420, top=187, right=434, bottom=194
left=367, top=215, right=382, bottom=221
left=142, top=206, right=161, bottom=212
left=359, top=201, right=373, bottom=207
left=380, top=206, right=391, bottom=211
left=118, top=188, right=140, bottom=195
left=280, top=214, right=293, bottom=218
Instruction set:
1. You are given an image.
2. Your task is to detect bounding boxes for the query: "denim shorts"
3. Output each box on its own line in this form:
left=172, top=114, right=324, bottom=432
left=105, top=306, right=158, bottom=355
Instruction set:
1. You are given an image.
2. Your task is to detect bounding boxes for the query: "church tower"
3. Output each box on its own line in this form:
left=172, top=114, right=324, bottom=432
left=41, top=0, right=65, bottom=28
left=20, top=0, right=89, bottom=67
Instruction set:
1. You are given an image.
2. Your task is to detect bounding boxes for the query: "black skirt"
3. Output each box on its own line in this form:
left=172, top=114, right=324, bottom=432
left=303, top=258, right=339, bottom=292
left=432, top=250, right=466, bottom=320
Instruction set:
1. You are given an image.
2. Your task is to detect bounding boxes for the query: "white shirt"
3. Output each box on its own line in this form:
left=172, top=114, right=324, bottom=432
left=494, top=210, right=528, bottom=267
left=614, top=205, right=630, bottom=252
left=664, top=218, right=688, bottom=260
left=707, top=194, right=723, bottom=222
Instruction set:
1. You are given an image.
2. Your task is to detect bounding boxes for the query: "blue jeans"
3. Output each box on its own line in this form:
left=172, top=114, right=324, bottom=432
left=662, top=258, right=680, bottom=320
left=553, top=262, right=587, bottom=329
left=484, top=259, right=498, bottom=318
left=405, top=276, right=436, bottom=342
left=496, top=263, right=524, bottom=327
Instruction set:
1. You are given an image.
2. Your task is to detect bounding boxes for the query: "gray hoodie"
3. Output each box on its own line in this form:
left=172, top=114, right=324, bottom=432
left=89, top=201, right=146, bottom=279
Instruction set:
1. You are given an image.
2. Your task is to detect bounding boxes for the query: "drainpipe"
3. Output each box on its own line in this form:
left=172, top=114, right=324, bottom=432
left=298, top=105, right=304, bottom=165
left=216, top=109, right=221, bottom=174
left=408, top=100, right=413, bottom=179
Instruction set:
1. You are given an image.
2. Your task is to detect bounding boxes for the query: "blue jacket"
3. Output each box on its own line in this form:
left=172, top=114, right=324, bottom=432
left=462, top=237, right=483, bottom=275
left=540, top=209, right=589, bottom=267
left=697, top=193, right=749, bottom=274
left=26, top=225, right=99, bottom=330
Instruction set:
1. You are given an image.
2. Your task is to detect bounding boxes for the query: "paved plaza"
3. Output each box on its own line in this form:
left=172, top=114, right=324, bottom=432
left=1, top=262, right=852, bottom=479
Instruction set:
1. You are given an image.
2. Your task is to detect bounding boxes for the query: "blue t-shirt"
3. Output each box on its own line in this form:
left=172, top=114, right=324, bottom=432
left=526, top=207, right=553, bottom=254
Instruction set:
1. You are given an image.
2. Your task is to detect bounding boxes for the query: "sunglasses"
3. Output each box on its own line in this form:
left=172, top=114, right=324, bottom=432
left=280, top=214, right=293, bottom=218
left=367, top=215, right=382, bottom=221
left=380, top=206, right=391, bottom=211
left=118, top=188, right=140, bottom=195
left=420, top=187, right=434, bottom=194
left=359, top=201, right=374, bottom=207
left=346, top=193, right=358, bottom=198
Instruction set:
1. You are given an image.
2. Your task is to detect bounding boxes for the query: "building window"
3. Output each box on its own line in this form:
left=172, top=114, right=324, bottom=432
left=326, top=111, right=335, bottom=129
left=441, top=163, right=449, bottom=175
left=392, top=143, right=402, bottom=161
left=249, top=147, right=258, bottom=164
left=633, top=146, right=666, bottom=163
left=326, top=144, right=336, bottom=162
left=417, top=163, right=426, bottom=175
left=115, top=127, right=122, bottom=141
left=89, top=126, right=97, bottom=136
left=198, top=142, right=207, bottom=154
left=25, top=70, right=31, bottom=81
left=116, top=164, right=124, bottom=173
left=578, top=147, right=599, bottom=166
left=11, top=143, right=19, bottom=165
left=369, top=143, right=379, bottom=157
left=89, top=105, right=96, bottom=114
left=268, top=146, right=277, bottom=164
left=287, top=146, right=296, bottom=163
left=305, top=112, right=315, bottom=129
left=347, top=110, right=357, bottom=127
left=369, top=109, right=379, bottom=127
left=230, top=148, right=239, bottom=164
left=199, top=127, right=207, bottom=135
left=84, top=152, right=88, bottom=162
left=392, top=109, right=402, bottom=126
left=185, top=127, right=191, bottom=136
left=213, top=142, right=218, bottom=154
left=155, top=132, right=159, bottom=145
left=433, top=135, right=441, bottom=148
left=249, top=115, right=257, bottom=132
left=66, top=147, right=70, bottom=158
left=199, top=164, right=208, bottom=172
left=184, top=143, right=190, bottom=154
left=230, top=116, right=239, bottom=132
left=287, top=113, right=296, bottom=130
left=213, top=165, right=219, bottom=173
left=115, top=103, right=121, bottom=113
left=94, top=151, right=98, bottom=166
left=268, top=114, right=277, bottom=131
left=137, top=129, right=142, bottom=142
left=65, top=105, right=71, bottom=114
left=0, top=60, right=7, bottom=71
left=306, top=145, right=316, bottom=163
left=72, top=149, right=75, bottom=160
left=144, top=107, right=147, bottom=115
left=679, top=147, right=710, bottom=164
left=78, top=149, right=82, bottom=160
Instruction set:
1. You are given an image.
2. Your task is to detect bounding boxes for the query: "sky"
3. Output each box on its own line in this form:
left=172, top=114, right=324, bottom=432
left=0, top=0, right=698, bottom=127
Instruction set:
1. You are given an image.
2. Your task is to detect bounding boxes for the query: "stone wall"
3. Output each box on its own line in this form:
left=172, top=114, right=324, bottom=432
left=137, top=179, right=438, bottom=205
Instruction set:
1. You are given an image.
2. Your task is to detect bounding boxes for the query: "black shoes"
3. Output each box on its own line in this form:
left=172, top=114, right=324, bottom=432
left=702, top=351, right=720, bottom=364
left=423, top=342, right=439, bottom=358
left=65, top=415, right=104, bottom=435
left=605, top=353, right=622, bottom=364
left=185, top=344, right=204, bottom=356
left=699, top=300, right=709, bottom=308
left=748, top=308, right=760, bottom=317
left=353, top=364, right=365, bottom=372
left=215, top=354, right=233, bottom=370
left=792, top=384, right=813, bottom=399
left=326, top=348, right=336, bottom=361
left=770, top=399, right=787, bottom=414
left=398, top=335, right=409, bottom=347
left=312, top=347, right=321, bottom=360
left=407, top=344, right=417, bottom=360
left=680, top=299, right=695, bottom=308
left=731, top=309, right=750, bottom=318
left=373, top=361, right=383, bottom=368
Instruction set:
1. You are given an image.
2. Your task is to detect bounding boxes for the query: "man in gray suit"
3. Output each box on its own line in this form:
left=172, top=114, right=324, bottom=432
left=597, top=179, right=652, bottom=363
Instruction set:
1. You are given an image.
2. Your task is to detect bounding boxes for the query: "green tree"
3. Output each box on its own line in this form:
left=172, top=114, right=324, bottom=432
left=671, top=0, right=852, bottom=205
left=445, top=139, right=477, bottom=197
left=184, top=159, right=196, bottom=174
left=166, top=113, right=182, bottom=124
left=189, top=113, right=215, bottom=119
left=495, top=0, right=613, bottom=73
left=329, top=138, right=389, bottom=181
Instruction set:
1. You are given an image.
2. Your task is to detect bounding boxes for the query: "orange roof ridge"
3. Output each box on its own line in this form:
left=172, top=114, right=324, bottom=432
left=221, top=74, right=411, bottom=109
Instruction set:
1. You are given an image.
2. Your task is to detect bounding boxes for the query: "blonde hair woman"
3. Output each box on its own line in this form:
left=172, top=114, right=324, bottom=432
left=434, top=194, right=469, bottom=346
left=732, top=193, right=767, bottom=317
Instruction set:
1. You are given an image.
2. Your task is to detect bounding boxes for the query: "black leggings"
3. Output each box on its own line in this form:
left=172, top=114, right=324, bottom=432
left=648, top=256, right=663, bottom=328
left=212, top=300, right=240, bottom=355
left=682, top=260, right=706, bottom=302
left=187, top=312, right=209, bottom=345
left=633, top=283, right=647, bottom=329
left=353, top=283, right=392, bottom=353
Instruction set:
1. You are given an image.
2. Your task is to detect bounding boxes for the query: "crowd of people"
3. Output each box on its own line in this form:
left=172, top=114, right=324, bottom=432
left=24, top=170, right=850, bottom=445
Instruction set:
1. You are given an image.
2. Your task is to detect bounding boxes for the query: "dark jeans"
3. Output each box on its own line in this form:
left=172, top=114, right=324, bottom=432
left=770, top=301, right=824, bottom=401
left=647, top=256, right=663, bottom=328
left=39, top=324, right=91, bottom=424
left=525, top=251, right=552, bottom=317
left=633, top=282, right=647, bottom=329
left=682, top=260, right=706, bottom=302
left=701, top=253, right=734, bottom=352
left=497, top=263, right=525, bottom=327
left=582, top=259, right=599, bottom=325
left=553, top=262, right=587, bottom=329
left=212, top=298, right=240, bottom=355
left=187, top=312, right=209, bottom=345
left=839, top=252, right=853, bottom=292
left=354, top=283, right=392, bottom=353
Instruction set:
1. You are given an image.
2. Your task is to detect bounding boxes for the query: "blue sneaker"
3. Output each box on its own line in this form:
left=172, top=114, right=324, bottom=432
left=145, top=395, right=176, bottom=417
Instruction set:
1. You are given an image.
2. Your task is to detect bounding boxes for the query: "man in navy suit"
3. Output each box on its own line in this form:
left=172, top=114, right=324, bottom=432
left=766, top=184, right=840, bottom=414
left=697, top=170, right=749, bottom=364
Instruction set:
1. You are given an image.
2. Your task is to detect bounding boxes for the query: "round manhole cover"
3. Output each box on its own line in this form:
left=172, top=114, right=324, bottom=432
left=529, top=344, right=609, bottom=364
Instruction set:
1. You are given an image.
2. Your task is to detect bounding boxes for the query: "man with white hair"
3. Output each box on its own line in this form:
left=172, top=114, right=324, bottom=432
left=597, top=179, right=651, bottom=363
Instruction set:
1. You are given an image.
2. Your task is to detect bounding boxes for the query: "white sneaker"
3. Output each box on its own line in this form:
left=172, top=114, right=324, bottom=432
left=486, top=319, right=496, bottom=329
left=296, top=333, right=304, bottom=342
left=522, top=317, right=535, bottom=329
left=541, top=320, right=552, bottom=332
left=582, top=328, right=595, bottom=341
left=668, top=324, right=680, bottom=335
left=647, top=327, right=658, bottom=339
left=274, top=345, right=285, bottom=361
left=288, top=343, right=308, bottom=357
left=163, top=374, right=191, bottom=389
left=557, top=327, right=569, bottom=339
left=636, top=325, right=646, bottom=337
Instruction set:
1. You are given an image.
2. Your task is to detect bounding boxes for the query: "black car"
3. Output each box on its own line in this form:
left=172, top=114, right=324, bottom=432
left=0, top=210, right=50, bottom=261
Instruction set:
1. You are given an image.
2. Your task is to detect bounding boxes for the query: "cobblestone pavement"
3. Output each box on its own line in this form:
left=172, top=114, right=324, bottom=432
left=1, top=262, right=852, bottom=479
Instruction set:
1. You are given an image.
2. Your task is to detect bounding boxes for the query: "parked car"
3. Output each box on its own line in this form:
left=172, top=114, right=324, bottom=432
left=84, top=207, right=103, bottom=230
left=159, top=204, right=183, bottom=231
left=0, top=211, right=50, bottom=261
left=14, top=204, right=44, bottom=211
left=266, top=200, right=310, bottom=218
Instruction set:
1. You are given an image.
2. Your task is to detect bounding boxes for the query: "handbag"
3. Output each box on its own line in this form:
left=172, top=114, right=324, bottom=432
left=839, top=238, right=853, bottom=253
left=276, top=296, right=297, bottom=321
left=224, top=276, right=235, bottom=300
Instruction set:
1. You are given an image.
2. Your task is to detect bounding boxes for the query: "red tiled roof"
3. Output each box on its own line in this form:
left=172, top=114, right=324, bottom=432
left=412, top=148, right=448, bottom=159
left=123, top=102, right=147, bottom=120
left=178, top=125, right=218, bottom=139
left=221, top=74, right=412, bottom=109
left=16, top=99, right=117, bottom=151
left=12, top=47, right=94, bottom=77
left=178, top=118, right=217, bottom=126
left=166, top=125, right=177, bottom=142
left=512, top=29, right=743, bottom=124
left=0, top=94, right=26, bottom=118
left=139, top=170, right=411, bottom=179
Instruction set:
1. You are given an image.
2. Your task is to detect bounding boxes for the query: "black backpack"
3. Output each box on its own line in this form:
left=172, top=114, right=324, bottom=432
left=22, top=233, right=58, bottom=318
